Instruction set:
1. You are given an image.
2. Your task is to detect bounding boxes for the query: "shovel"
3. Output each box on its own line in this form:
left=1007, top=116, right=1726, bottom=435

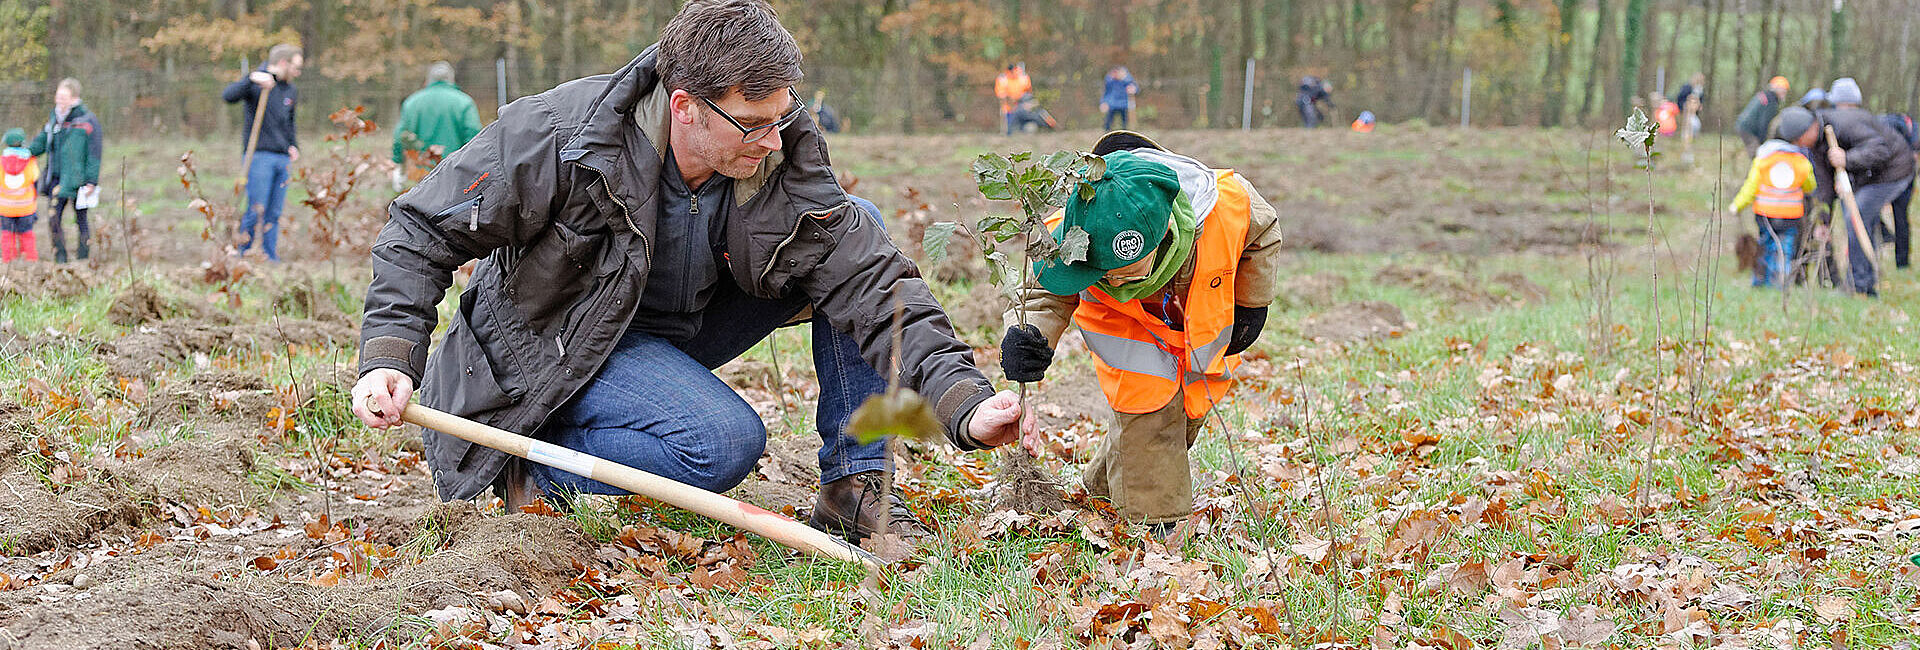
left=382, top=402, right=883, bottom=573
left=237, top=77, right=272, bottom=195
left=1826, top=125, right=1879, bottom=278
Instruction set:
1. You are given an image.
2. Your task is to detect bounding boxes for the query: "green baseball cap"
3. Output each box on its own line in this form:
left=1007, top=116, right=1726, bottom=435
left=1034, top=150, right=1180, bottom=295
left=2, top=129, right=22, bottom=147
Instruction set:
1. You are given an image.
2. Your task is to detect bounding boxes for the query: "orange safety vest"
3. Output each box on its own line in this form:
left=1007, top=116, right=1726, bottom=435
left=0, top=153, right=37, bottom=218
left=995, top=72, right=1031, bottom=113
left=1654, top=101, right=1680, bottom=137
left=1753, top=149, right=1810, bottom=219
left=1049, top=170, right=1251, bottom=418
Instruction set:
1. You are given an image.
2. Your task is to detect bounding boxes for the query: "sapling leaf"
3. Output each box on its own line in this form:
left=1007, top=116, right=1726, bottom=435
left=1615, top=108, right=1657, bottom=153
left=1087, top=156, right=1107, bottom=182
left=847, top=388, right=942, bottom=444
left=984, top=250, right=1012, bottom=288
left=922, top=221, right=961, bottom=266
left=1060, top=226, right=1091, bottom=265
left=1040, top=150, right=1079, bottom=172
left=1078, top=181, right=1096, bottom=202
left=1009, top=151, right=1033, bottom=163
left=1028, top=229, right=1061, bottom=262
left=978, top=180, right=1014, bottom=201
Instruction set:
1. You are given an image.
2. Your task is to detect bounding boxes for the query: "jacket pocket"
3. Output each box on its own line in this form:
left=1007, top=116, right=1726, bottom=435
left=424, top=313, right=517, bottom=417
left=433, top=195, right=484, bottom=233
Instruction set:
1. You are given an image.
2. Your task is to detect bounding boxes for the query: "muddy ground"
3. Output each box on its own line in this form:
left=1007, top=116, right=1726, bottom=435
left=0, top=128, right=1622, bottom=647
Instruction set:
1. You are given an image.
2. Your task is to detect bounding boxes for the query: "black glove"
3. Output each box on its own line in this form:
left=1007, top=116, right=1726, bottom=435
left=1000, top=324, right=1054, bottom=383
left=1225, top=305, right=1268, bottom=356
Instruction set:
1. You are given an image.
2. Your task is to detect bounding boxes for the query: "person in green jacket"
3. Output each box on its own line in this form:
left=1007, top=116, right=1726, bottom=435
left=391, top=61, right=483, bottom=190
left=29, top=78, right=103, bottom=263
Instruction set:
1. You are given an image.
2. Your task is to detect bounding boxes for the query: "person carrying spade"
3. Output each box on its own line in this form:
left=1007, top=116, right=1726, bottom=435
left=999, top=130, right=1284, bottom=531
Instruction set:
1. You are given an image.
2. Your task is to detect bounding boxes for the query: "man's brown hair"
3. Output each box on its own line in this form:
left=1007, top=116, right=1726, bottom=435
left=267, top=44, right=303, bottom=66
left=656, top=0, right=802, bottom=101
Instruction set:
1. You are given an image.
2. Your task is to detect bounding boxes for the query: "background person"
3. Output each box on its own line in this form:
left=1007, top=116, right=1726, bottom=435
left=1736, top=77, right=1790, bottom=154
left=1810, top=77, right=1916, bottom=297
left=1729, top=107, right=1818, bottom=288
left=29, top=78, right=101, bottom=264
left=995, top=63, right=1032, bottom=136
left=1100, top=66, right=1138, bottom=131
left=222, top=43, right=303, bottom=262
left=0, top=129, right=40, bottom=262
left=1296, top=75, right=1334, bottom=128
left=391, top=61, right=484, bottom=190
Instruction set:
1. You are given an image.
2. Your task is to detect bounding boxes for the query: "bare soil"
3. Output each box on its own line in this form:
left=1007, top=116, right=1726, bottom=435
left=1299, top=301, right=1410, bottom=342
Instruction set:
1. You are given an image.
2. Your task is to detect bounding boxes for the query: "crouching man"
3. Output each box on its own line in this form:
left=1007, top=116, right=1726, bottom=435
left=1001, top=131, right=1282, bottom=531
left=351, top=0, right=1027, bottom=545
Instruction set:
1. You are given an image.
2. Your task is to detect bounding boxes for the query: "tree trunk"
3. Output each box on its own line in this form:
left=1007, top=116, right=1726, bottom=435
left=1621, top=0, right=1648, bottom=115
left=1755, top=0, right=1774, bottom=84
left=1831, top=2, right=1846, bottom=83
left=1701, top=0, right=1723, bottom=98
left=1904, top=8, right=1918, bottom=114
left=1767, top=0, right=1786, bottom=81
left=1661, top=0, right=1684, bottom=88
left=1732, top=0, right=1746, bottom=100
left=1544, top=0, right=1579, bottom=126
left=1280, top=0, right=1300, bottom=66
left=1581, top=0, right=1614, bottom=123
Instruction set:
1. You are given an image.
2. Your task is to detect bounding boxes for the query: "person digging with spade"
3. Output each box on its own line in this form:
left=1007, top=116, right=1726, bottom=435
left=999, top=131, right=1283, bottom=532
left=351, top=0, right=1030, bottom=547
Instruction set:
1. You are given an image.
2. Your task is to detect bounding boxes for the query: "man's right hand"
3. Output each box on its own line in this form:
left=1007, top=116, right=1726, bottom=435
left=352, top=369, right=414, bottom=429
left=250, top=71, right=276, bottom=89
left=1000, top=324, right=1054, bottom=383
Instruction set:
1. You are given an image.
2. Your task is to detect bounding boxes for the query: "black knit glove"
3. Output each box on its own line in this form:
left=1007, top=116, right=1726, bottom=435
left=1000, top=324, right=1054, bottom=383
left=1225, top=305, right=1268, bottom=356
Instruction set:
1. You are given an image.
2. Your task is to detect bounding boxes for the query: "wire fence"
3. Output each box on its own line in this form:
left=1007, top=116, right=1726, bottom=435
left=0, top=57, right=1388, bottom=145
left=12, top=54, right=1886, bottom=143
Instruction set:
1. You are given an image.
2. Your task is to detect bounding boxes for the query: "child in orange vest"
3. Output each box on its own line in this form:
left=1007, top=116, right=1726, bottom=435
left=0, top=129, right=39, bottom=262
left=1729, top=107, right=1818, bottom=288
left=998, top=131, right=1284, bottom=532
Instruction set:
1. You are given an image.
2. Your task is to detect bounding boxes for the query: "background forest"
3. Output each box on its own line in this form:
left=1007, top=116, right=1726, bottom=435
left=0, top=0, right=1917, bottom=139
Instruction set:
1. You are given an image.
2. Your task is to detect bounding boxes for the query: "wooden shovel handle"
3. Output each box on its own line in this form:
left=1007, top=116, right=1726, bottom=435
left=1824, top=126, right=1879, bottom=274
left=395, top=403, right=883, bottom=573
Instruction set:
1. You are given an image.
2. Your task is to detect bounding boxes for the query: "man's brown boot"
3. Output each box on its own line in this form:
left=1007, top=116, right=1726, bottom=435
left=807, top=470, right=931, bottom=545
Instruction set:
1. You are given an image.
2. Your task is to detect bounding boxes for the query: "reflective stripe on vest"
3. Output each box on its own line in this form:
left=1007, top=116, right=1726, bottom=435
left=1050, top=170, right=1254, bottom=418
left=1753, top=151, right=1808, bottom=219
left=0, top=170, right=33, bottom=218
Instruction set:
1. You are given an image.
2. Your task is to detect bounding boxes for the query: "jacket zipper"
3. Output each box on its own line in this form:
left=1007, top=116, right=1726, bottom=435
left=556, top=164, right=649, bottom=359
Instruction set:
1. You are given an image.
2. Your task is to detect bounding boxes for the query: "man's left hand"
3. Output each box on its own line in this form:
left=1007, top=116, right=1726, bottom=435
left=1225, top=305, right=1268, bottom=356
left=1828, top=145, right=1846, bottom=170
left=967, top=390, right=1037, bottom=451
left=288, top=146, right=300, bottom=163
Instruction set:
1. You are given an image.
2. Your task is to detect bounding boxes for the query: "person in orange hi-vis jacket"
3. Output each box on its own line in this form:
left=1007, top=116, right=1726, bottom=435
left=999, top=131, right=1284, bottom=534
left=994, top=63, right=1032, bottom=136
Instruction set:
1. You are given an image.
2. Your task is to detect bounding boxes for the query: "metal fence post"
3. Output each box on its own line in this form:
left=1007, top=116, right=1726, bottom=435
left=496, top=58, right=509, bottom=116
left=1461, top=68, right=1472, bottom=128
left=1242, top=58, right=1256, bottom=131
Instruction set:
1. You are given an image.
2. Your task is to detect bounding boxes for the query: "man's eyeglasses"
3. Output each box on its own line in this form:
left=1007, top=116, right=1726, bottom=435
left=700, top=87, right=805, bottom=144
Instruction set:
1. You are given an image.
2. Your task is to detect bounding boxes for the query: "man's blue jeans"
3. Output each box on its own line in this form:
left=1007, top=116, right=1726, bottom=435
left=241, top=151, right=290, bottom=261
left=1845, top=175, right=1915, bottom=296
left=529, top=198, right=892, bottom=496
